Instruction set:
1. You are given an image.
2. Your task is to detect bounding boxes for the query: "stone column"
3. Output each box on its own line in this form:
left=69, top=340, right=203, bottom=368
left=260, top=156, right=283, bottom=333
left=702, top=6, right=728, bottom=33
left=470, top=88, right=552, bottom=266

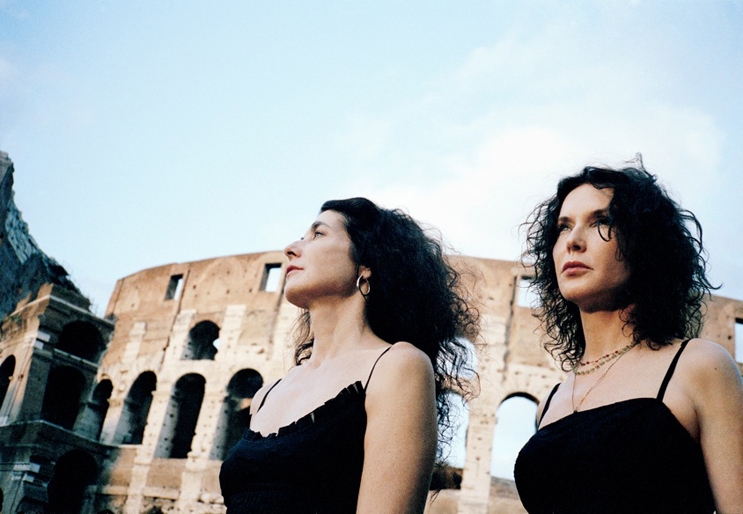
left=123, top=386, right=172, bottom=514
left=100, top=322, right=147, bottom=444
left=163, top=310, right=196, bottom=363
left=176, top=381, right=228, bottom=510
left=457, top=314, right=508, bottom=514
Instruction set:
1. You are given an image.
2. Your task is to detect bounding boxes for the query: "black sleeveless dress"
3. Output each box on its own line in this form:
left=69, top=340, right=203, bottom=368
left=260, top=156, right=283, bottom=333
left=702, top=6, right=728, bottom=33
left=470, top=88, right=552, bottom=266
left=514, top=340, right=715, bottom=514
left=219, top=347, right=392, bottom=514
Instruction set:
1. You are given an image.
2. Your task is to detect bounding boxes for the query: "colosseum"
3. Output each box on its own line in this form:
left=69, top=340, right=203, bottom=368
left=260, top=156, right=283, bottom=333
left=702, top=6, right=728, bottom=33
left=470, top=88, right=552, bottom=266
left=1, top=151, right=741, bottom=514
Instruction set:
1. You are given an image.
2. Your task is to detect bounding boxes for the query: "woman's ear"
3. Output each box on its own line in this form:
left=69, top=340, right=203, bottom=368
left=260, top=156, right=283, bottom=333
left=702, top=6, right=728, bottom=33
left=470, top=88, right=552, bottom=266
left=358, top=265, right=371, bottom=280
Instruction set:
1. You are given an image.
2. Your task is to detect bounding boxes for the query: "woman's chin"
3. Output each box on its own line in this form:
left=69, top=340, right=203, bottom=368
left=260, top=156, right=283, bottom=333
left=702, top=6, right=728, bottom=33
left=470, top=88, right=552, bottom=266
left=283, top=289, right=310, bottom=310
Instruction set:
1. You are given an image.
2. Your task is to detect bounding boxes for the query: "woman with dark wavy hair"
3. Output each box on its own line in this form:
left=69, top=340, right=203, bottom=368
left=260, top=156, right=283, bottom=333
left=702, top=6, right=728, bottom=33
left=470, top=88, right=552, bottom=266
left=514, top=158, right=743, bottom=513
left=220, top=197, right=478, bottom=514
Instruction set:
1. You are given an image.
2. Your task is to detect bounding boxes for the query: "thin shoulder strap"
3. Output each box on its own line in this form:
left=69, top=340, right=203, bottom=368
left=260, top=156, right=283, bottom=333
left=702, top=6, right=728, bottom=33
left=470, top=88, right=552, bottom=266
left=537, top=383, right=561, bottom=425
left=657, top=339, right=691, bottom=401
left=255, top=379, right=282, bottom=413
left=364, top=346, right=394, bottom=390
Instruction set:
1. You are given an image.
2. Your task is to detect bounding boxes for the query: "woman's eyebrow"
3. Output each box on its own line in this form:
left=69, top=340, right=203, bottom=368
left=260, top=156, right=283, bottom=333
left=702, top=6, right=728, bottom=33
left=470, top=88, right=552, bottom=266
left=557, top=208, right=609, bottom=224
left=309, top=221, right=330, bottom=231
left=590, top=208, right=610, bottom=218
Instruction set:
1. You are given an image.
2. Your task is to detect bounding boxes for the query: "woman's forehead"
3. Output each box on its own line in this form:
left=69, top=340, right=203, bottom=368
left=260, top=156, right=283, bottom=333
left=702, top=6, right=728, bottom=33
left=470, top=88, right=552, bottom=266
left=561, top=184, right=613, bottom=213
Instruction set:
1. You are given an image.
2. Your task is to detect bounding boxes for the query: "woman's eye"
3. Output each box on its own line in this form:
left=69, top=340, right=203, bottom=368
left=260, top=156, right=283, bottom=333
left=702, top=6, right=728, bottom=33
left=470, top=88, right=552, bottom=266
left=594, top=218, right=612, bottom=231
left=312, top=231, right=323, bottom=238
left=595, top=218, right=613, bottom=240
left=557, top=224, right=570, bottom=233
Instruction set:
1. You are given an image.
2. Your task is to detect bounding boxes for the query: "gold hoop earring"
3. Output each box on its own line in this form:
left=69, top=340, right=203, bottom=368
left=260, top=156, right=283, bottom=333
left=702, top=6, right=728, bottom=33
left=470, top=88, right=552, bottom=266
left=356, top=275, right=370, bottom=299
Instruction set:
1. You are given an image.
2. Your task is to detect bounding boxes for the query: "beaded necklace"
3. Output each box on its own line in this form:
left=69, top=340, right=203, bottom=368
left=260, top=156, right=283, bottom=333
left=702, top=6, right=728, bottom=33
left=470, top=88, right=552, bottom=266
left=571, top=341, right=639, bottom=413
left=573, top=340, right=638, bottom=375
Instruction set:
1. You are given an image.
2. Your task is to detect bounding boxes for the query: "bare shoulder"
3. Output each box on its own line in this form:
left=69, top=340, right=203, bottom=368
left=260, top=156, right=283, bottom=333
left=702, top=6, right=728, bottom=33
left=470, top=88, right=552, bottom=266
left=366, top=342, right=434, bottom=393
left=679, top=338, right=741, bottom=381
left=379, top=341, right=433, bottom=371
left=677, top=338, right=743, bottom=404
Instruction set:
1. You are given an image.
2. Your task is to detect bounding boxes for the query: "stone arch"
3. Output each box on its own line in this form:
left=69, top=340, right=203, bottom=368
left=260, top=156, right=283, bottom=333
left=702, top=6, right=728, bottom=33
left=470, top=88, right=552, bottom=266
left=156, top=373, right=206, bottom=458
left=116, top=371, right=157, bottom=444
left=0, top=355, right=16, bottom=414
left=47, top=449, right=98, bottom=513
left=40, top=366, right=87, bottom=429
left=87, top=379, right=113, bottom=440
left=183, top=321, right=220, bottom=360
left=57, top=320, right=105, bottom=362
left=490, top=392, right=538, bottom=480
left=211, top=369, right=263, bottom=460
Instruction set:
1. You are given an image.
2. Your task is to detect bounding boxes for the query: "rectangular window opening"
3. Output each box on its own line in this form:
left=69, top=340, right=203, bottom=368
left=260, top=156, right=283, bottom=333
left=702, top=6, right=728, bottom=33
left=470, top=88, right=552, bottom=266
left=735, top=319, right=743, bottom=363
left=165, top=274, right=184, bottom=300
left=517, top=276, right=539, bottom=308
left=260, top=263, right=283, bottom=292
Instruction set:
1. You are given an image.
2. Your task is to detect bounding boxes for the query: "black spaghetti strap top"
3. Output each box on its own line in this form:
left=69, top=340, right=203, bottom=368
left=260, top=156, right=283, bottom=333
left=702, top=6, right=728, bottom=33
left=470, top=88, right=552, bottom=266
left=219, top=346, right=393, bottom=513
left=514, top=340, right=715, bottom=513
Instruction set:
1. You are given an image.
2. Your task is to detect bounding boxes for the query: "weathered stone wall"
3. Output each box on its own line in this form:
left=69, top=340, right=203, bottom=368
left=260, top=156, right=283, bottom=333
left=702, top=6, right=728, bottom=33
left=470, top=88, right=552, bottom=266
left=0, top=282, right=115, bottom=513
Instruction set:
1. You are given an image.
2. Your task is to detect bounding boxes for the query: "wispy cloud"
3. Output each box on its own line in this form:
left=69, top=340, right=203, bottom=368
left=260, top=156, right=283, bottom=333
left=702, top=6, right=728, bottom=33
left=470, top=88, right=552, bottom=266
left=337, top=23, right=734, bottom=281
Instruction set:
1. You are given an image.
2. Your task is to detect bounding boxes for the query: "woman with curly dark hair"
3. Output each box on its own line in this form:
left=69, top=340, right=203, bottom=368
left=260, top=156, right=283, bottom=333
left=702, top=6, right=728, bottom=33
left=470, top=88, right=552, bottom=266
left=514, top=158, right=743, bottom=513
left=220, top=197, right=478, bottom=514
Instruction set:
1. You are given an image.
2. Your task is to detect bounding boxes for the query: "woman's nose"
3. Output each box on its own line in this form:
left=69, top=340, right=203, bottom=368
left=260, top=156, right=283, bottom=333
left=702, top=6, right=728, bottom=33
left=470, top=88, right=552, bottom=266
left=284, top=240, right=301, bottom=259
left=566, top=226, right=585, bottom=252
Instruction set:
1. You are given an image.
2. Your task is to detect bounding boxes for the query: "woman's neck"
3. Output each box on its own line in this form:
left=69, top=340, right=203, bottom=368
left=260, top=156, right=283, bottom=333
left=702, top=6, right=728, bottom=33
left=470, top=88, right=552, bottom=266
left=579, top=308, right=636, bottom=360
left=306, top=296, right=374, bottom=363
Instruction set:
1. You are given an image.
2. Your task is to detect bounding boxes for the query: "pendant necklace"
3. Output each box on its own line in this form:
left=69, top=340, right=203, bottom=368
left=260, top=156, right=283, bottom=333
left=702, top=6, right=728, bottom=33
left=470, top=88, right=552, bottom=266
left=571, top=340, right=639, bottom=413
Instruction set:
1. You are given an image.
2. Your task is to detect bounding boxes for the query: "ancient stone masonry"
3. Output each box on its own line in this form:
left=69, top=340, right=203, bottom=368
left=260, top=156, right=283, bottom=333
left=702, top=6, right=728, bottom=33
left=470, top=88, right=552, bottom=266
left=0, top=150, right=741, bottom=514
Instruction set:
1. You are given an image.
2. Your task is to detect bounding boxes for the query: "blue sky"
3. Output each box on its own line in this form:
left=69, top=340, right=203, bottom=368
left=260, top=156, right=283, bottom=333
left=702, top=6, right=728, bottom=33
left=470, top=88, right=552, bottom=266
left=2, top=0, right=742, bottom=480
left=2, top=1, right=742, bottom=315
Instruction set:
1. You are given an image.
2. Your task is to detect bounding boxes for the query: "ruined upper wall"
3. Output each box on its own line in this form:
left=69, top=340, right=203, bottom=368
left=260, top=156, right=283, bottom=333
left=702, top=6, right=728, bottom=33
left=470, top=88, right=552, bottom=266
left=102, top=251, right=743, bottom=370
left=0, top=151, right=85, bottom=319
left=101, top=251, right=287, bottom=366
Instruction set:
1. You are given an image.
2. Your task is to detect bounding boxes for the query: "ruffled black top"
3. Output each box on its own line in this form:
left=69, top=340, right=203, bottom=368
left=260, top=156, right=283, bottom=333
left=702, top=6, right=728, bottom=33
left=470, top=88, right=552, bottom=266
left=514, top=340, right=715, bottom=514
left=220, top=346, right=393, bottom=514
left=220, top=381, right=367, bottom=514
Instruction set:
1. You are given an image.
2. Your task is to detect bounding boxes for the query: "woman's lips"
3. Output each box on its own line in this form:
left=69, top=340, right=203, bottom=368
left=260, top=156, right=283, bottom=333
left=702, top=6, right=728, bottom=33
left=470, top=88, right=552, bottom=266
left=562, top=261, right=589, bottom=273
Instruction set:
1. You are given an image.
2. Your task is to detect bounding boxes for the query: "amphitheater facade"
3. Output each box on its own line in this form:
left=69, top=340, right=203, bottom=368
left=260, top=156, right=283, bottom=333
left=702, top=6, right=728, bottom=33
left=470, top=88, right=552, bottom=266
left=1, top=152, right=742, bottom=514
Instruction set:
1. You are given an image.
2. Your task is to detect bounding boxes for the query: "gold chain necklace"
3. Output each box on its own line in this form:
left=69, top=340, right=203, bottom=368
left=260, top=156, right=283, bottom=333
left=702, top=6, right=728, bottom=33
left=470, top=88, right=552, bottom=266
left=571, top=341, right=639, bottom=413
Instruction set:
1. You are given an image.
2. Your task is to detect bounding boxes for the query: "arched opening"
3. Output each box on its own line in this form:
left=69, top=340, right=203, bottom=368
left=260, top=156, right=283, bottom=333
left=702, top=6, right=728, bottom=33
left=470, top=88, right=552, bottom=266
left=211, top=369, right=263, bottom=459
left=57, top=320, right=104, bottom=362
left=516, top=275, right=540, bottom=309
left=0, top=355, right=16, bottom=414
left=116, top=371, right=157, bottom=444
left=490, top=394, right=538, bottom=480
left=47, top=450, right=98, bottom=513
left=88, top=379, right=113, bottom=440
left=157, top=374, right=206, bottom=458
left=183, top=321, right=220, bottom=360
left=41, top=366, right=87, bottom=429
left=431, top=390, right=468, bottom=490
